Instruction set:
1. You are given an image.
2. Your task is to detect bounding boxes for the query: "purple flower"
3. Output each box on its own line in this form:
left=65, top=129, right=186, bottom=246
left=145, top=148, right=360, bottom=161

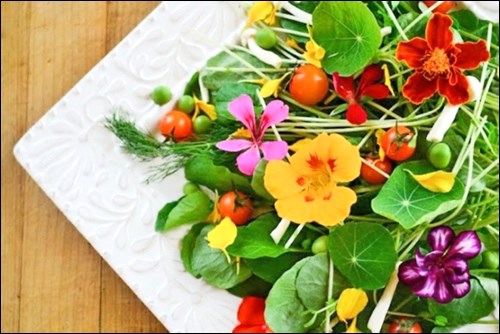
left=216, top=94, right=289, bottom=176
left=398, top=226, right=482, bottom=304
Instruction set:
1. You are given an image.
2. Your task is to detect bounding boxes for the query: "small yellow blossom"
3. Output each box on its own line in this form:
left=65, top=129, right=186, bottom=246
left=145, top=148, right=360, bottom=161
left=375, top=129, right=386, bottom=161
left=230, top=128, right=252, bottom=140
left=406, top=170, right=455, bottom=193
left=246, top=1, right=276, bottom=28
left=206, top=217, right=237, bottom=263
left=193, top=96, right=217, bottom=120
left=261, top=73, right=290, bottom=98
left=381, top=64, right=395, bottom=96
left=303, top=26, right=325, bottom=68
left=286, top=38, right=305, bottom=52
left=345, top=317, right=361, bottom=333
left=337, top=288, right=369, bottom=322
left=207, top=191, right=221, bottom=223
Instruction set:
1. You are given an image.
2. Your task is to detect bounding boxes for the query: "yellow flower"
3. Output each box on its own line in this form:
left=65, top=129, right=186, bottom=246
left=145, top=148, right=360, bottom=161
left=375, top=129, right=386, bottom=161
left=207, top=191, right=221, bottom=223
left=230, top=127, right=252, bottom=140
left=304, top=40, right=325, bottom=68
left=193, top=95, right=217, bottom=120
left=246, top=1, right=276, bottom=28
left=303, top=26, right=325, bottom=68
left=261, top=73, right=289, bottom=98
left=206, top=217, right=237, bottom=263
left=337, top=288, right=368, bottom=322
left=264, top=133, right=361, bottom=227
left=289, top=138, right=312, bottom=152
left=337, top=288, right=368, bottom=333
left=381, top=64, right=395, bottom=96
left=286, top=38, right=305, bottom=52
left=406, top=170, right=455, bottom=193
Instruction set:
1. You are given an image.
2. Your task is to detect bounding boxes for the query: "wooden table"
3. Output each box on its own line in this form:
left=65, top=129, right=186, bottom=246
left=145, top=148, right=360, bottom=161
left=1, top=2, right=168, bottom=332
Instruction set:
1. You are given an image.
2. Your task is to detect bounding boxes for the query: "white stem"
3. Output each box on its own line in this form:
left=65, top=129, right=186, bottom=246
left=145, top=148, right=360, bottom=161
left=271, top=218, right=291, bottom=244
left=241, top=29, right=282, bottom=69
left=199, top=73, right=209, bottom=102
left=284, top=223, right=304, bottom=249
left=367, top=263, right=401, bottom=333
left=426, top=104, right=460, bottom=142
left=426, top=76, right=482, bottom=143
left=278, top=1, right=312, bottom=25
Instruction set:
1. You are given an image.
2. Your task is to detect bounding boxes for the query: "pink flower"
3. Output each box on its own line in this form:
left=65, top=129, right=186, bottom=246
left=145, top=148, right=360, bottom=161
left=216, top=94, right=289, bottom=176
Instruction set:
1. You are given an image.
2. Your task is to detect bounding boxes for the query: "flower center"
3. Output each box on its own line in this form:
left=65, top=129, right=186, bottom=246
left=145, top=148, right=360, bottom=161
left=422, top=49, right=451, bottom=78
left=299, top=155, right=336, bottom=202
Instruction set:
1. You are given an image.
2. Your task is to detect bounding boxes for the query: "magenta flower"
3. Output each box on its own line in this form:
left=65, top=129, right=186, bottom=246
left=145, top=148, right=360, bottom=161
left=216, top=94, right=289, bottom=176
left=398, top=226, right=481, bottom=304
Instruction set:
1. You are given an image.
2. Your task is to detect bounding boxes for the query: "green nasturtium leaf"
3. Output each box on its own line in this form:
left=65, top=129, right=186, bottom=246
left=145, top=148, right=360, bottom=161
left=191, top=225, right=252, bottom=289
left=312, top=1, right=382, bottom=75
left=227, top=275, right=272, bottom=298
left=184, top=155, right=253, bottom=194
left=265, top=258, right=313, bottom=333
left=212, top=82, right=262, bottom=123
left=428, top=279, right=495, bottom=326
left=329, top=222, right=397, bottom=290
left=245, top=252, right=307, bottom=283
left=155, top=191, right=212, bottom=232
left=372, top=161, right=465, bottom=229
left=201, top=50, right=275, bottom=91
left=180, top=223, right=207, bottom=277
left=228, top=213, right=295, bottom=259
left=295, top=253, right=350, bottom=312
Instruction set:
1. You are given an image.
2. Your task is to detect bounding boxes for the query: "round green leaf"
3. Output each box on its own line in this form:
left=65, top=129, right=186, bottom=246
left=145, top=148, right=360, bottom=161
left=312, top=2, right=382, bottom=76
left=328, top=222, right=397, bottom=290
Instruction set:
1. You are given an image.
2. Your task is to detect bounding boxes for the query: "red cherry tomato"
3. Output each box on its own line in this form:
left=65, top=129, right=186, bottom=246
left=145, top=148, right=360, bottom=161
left=159, top=110, right=192, bottom=141
left=380, top=126, right=416, bottom=162
left=388, top=317, right=423, bottom=333
left=289, top=64, right=329, bottom=106
left=218, top=191, right=253, bottom=225
left=423, top=1, right=454, bottom=14
left=361, top=157, right=393, bottom=185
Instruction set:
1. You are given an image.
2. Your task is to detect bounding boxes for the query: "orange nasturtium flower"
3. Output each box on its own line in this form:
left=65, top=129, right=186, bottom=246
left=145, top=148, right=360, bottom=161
left=396, top=13, right=490, bottom=106
left=264, top=133, right=361, bottom=227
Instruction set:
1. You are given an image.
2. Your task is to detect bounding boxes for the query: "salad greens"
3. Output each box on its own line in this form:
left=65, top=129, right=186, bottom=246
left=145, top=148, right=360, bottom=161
left=107, top=1, right=499, bottom=333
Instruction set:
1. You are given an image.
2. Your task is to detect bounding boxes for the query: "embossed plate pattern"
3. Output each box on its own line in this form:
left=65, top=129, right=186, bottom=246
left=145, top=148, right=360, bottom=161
left=14, top=2, right=246, bottom=333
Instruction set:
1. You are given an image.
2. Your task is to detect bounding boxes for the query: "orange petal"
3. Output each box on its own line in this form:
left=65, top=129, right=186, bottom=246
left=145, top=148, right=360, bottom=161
left=402, top=71, right=438, bottom=105
left=454, top=41, right=490, bottom=70
left=264, top=160, right=304, bottom=199
left=426, top=13, right=453, bottom=50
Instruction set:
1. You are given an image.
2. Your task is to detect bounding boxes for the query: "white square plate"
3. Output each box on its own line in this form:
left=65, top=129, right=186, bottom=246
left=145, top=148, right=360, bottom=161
left=14, top=2, right=247, bottom=333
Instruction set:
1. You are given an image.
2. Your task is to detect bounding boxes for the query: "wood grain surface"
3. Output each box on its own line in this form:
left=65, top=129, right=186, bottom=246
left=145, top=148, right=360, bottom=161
left=1, top=2, right=168, bottom=332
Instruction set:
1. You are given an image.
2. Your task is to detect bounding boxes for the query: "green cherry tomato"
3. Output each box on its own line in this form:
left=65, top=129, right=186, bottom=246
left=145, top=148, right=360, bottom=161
left=255, top=27, right=277, bottom=49
left=183, top=182, right=200, bottom=195
left=193, top=115, right=212, bottom=134
left=301, top=239, right=312, bottom=250
left=151, top=85, right=172, bottom=106
left=311, top=235, right=329, bottom=254
left=177, top=95, right=195, bottom=113
left=481, top=250, right=499, bottom=269
left=427, top=142, right=452, bottom=169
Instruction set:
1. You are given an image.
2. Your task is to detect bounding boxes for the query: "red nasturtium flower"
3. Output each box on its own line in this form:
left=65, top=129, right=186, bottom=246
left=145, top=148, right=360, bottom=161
left=396, top=13, right=490, bottom=106
left=233, top=296, right=272, bottom=333
left=333, top=65, right=391, bottom=125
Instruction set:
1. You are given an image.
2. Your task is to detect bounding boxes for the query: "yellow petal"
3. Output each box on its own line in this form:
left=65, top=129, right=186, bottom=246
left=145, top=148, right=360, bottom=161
left=206, top=217, right=237, bottom=262
left=260, top=73, right=288, bottom=98
left=381, top=64, right=395, bottom=96
left=207, top=191, right=221, bottom=223
left=289, top=138, right=313, bottom=152
left=194, top=96, right=217, bottom=120
left=337, top=288, right=368, bottom=322
left=375, top=129, right=386, bottom=161
left=246, top=1, right=274, bottom=27
left=304, top=40, right=325, bottom=68
left=345, top=318, right=361, bottom=333
left=240, top=78, right=267, bottom=85
left=230, top=128, right=252, bottom=140
left=406, top=170, right=455, bottom=193
left=286, top=38, right=305, bottom=52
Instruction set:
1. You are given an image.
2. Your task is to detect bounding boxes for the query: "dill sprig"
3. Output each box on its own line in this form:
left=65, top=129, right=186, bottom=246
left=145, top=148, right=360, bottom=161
left=104, top=112, right=235, bottom=182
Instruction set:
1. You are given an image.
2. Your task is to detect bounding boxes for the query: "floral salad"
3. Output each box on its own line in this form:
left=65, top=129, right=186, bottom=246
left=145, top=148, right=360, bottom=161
left=106, top=1, right=499, bottom=333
